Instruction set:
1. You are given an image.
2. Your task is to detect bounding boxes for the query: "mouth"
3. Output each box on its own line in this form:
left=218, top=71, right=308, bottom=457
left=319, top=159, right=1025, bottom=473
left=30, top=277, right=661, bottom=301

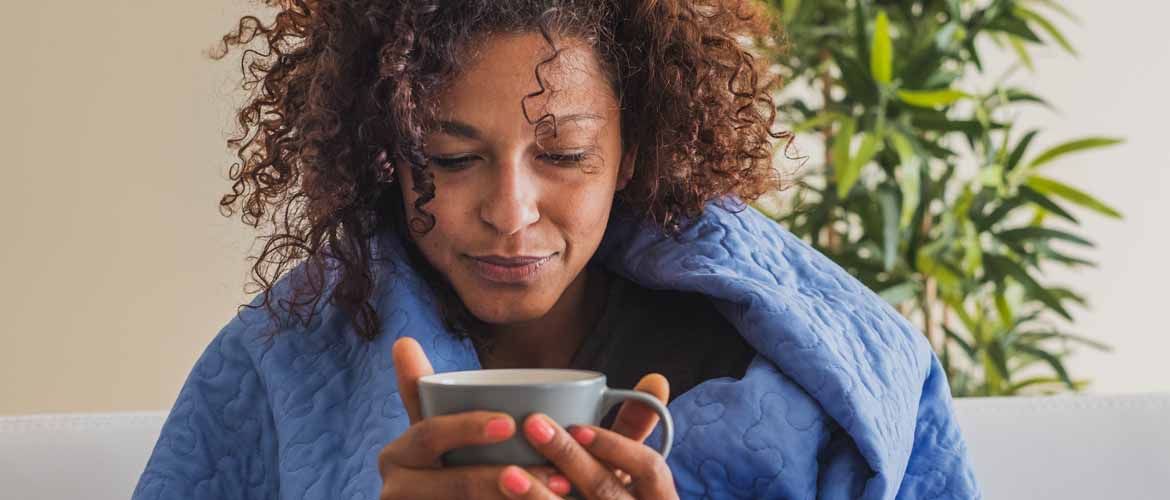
left=465, top=253, right=557, bottom=285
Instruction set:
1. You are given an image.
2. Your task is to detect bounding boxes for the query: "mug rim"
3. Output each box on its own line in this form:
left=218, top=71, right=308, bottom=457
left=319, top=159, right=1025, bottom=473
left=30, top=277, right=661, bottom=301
left=418, top=368, right=605, bottom=388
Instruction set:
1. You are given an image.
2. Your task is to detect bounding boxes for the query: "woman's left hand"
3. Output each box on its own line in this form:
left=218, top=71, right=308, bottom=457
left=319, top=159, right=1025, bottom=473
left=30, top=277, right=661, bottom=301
left=494, top=374, right=679, bottom=499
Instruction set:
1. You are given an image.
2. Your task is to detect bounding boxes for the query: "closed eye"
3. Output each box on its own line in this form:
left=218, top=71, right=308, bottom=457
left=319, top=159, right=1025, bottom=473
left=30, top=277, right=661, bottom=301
left=429, top=155, right=475, bottom=169
left=540, top=152, right=588, bottom=165
left=429, top=152, right=590, bottom=170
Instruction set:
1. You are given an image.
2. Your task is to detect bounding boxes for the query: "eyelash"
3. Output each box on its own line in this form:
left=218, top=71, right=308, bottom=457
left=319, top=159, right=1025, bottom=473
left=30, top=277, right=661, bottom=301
left=429, top=152, right=588, bottom=169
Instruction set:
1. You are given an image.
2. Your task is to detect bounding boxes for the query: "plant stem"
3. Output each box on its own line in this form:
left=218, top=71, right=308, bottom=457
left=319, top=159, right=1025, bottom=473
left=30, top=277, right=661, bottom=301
left=941, top=304, right=953, bottom=380
left=924, top=277, right=938, bottom=351
left=819, top=48, right=840, bottom=253
left=921, top=212, right=939, bottom=351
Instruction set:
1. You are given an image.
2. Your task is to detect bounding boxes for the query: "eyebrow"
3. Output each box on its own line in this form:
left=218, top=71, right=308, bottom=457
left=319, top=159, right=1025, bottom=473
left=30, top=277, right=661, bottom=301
left=434, top=113, right=604, bottom=140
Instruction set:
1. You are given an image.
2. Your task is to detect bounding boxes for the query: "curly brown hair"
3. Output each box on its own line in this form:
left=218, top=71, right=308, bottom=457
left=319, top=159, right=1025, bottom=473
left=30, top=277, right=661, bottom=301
left=211, top=0, right=791, bottom=342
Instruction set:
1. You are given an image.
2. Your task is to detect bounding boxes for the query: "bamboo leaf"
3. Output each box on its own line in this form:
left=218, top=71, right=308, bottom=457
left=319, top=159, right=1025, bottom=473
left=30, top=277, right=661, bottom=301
left=1029, top=206, right=1049, bottom=226
left=891, top=133, right=920, bottom=230
left=977, top=164, right=1005, bottom=189
left=1001, top=88, right=1052, bottom=108
left=1014, top=6, right=1076, bottom=55
left=964, top=36, right=983, bottom=72
left=1018, top=186, right=1078, bottom=224
left=983, top=254, right=1073, bottom=320
left=897, top=89, right=969, bottom=108
left=1029, top=137, right=1124, bottom=169
left=851, top=0, right=870, bottom=66
left=793, top=111, right=846, bottom=133
left=1018, top=331, right=1113, bottom=352
left=1026, top=176, right=1123, bottom=218
left=1006, top=129, right=1041, bottom=171
left=1021, top=0, right=1080, bottom=23
left=919, top=251, right=963, bottom=294
left=996, top=226, right=1095, bottom=247
left=910, top=112, right=1007, bottom=135
left=831, top=48, right=878, bottom=105
left=871, top=10, right=893, bottom=84
left=987, top=12, right=1044, bottom=43
left=1016, top=344, right=1076, bottom=389
left=832, top=116, right=856, bottom=190
left=954, top=185, right=976, bottom=222
left=962, top=220, right=982, bottom=275
left=943, top=325, right=977, bottom=361
left=977, top=197, right=1027, bottom=231
left=1047, top=286, right=1089, bottom=307
left=943, top=297, right=980, bottom=337
left=995, top=287, right=1014, bottom=329
left=838, top=131, right=881, bottom=198
left=985, top=340, right=1012, bottom=391
left=1007, top=35, right=1034, bottom=71
left=878, top=281, right=920, bottom=305
left=1042, top=249, right=1096, bottom=268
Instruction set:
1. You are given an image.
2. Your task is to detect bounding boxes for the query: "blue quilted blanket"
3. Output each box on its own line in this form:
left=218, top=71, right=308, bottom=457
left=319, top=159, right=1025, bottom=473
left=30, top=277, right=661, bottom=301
left=133, top=202, right=980, bottom=499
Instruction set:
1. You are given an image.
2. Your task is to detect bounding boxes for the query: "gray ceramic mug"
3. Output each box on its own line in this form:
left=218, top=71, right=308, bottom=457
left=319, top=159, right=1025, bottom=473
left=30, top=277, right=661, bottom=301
left=418, top=368, right=673, bottom=467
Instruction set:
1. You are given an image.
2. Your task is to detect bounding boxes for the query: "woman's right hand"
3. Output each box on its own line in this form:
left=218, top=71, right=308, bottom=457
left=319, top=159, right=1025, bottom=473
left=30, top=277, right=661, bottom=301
left=378, top=337, right=572, bottom=499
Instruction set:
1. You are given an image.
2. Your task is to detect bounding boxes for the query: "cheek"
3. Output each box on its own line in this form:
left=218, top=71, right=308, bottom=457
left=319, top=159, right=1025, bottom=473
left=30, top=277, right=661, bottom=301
left=398, top=172, right=468, bottom=264
left=552, top=179, right=617, bottom=246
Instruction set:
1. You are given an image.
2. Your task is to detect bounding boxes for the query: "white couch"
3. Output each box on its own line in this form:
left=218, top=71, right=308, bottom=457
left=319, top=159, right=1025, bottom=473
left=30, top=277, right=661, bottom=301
left=2, top=393, right=1168, bottom=499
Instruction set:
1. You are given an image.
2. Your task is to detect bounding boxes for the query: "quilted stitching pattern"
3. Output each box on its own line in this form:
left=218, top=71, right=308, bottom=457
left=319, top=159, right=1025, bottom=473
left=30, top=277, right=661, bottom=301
left=132, top=201, right=980, bottom=499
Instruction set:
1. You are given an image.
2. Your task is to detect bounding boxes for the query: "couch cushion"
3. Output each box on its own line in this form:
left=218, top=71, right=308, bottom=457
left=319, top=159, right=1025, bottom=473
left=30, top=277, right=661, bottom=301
left=954, top=392, right=1170, bottom=500
left=0, top=411, right=166, bottom=500
left=3, top=393, right=1168, bottom=500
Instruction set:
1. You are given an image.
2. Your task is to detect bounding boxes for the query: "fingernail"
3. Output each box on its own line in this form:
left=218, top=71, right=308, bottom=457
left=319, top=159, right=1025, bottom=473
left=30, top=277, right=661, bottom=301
left=524, top=415, right=555, bottom=444
left=548, top=474, right=571, bottom=495
left=502, top=467, right=531, bottom=494
left=569, top=425, right=595, bottom=446
left=485, top=417, right=513, bottom=439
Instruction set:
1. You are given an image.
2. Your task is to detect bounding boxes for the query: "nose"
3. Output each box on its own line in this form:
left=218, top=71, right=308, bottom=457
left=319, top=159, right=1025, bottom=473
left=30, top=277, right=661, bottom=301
left=478, top=155, right=540, bottom=236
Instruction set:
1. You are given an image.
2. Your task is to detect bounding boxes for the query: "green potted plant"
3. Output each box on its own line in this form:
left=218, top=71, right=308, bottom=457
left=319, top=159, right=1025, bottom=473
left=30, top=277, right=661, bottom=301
left=757, top=0, right=1122, bottom=396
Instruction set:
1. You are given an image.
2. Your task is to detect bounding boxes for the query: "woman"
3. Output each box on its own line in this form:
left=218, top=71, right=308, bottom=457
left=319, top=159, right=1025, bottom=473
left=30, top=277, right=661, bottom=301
left=134, top=1, right=979, bottom=499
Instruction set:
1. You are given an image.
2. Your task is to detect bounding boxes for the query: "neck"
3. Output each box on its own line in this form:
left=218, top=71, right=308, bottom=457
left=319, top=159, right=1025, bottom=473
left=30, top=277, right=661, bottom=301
left=477, top=264, right=609, bottom=369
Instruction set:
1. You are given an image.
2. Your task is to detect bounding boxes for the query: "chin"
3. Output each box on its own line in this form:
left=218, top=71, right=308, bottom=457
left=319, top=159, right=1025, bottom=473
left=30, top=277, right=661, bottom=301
left=464, top=296, right=553, bottom=325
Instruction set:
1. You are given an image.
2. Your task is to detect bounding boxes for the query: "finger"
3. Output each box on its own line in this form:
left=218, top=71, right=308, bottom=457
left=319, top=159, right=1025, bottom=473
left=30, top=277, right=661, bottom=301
left=498, top=466, right=569, bottom=499
left=379, top=464, right=566, bottom=499
left=522, top=413, right=632, bottom=500
left=609, top=373, right=669, bottom=442
left=566, top=425, right=676, bottom=499
left=380, top=411, right=515, bottom=469
left=392, top=337, right=433, bottom=424
left=524, top=467, right=572, bottom=497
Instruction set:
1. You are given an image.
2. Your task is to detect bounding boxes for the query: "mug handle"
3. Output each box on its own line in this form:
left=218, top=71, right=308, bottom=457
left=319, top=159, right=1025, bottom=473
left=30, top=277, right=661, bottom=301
left=600, top=389, right=673, bottom=459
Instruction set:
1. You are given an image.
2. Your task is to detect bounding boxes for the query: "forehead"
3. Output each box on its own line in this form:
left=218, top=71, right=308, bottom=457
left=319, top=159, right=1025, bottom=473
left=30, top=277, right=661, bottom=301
left=433, top=32, right=618, bottom=122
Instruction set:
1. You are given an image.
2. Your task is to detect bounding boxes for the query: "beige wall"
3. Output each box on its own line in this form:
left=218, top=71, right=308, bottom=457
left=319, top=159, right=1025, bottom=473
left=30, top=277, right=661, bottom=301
left=1, top=1, right=1166, bottom=416
left=987, top=0, right=1170, bottom=394
left=0, top=2, right=260, bottom=414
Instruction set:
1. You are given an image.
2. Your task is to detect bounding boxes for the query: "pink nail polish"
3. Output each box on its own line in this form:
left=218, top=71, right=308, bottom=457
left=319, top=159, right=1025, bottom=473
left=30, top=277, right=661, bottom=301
left=569, top=425, right=596, bottom=446
left=548, top=475, right=571, bottom=495
left=485, top=417, right=513, bottom=439
left=525, top=415, right=555, bottom=444
left=503, top=467, right=531, bottom=494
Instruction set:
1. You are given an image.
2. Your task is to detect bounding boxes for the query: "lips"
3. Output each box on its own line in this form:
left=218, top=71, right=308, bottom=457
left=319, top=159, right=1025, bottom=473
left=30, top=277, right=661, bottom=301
left=466, top=253, right=556, bottom=285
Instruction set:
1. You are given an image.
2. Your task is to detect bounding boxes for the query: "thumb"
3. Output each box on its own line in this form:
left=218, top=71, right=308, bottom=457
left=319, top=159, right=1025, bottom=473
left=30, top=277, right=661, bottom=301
left=610, top=373, right=669, bottom=443
left=392, top=337, right=434, bottom=425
